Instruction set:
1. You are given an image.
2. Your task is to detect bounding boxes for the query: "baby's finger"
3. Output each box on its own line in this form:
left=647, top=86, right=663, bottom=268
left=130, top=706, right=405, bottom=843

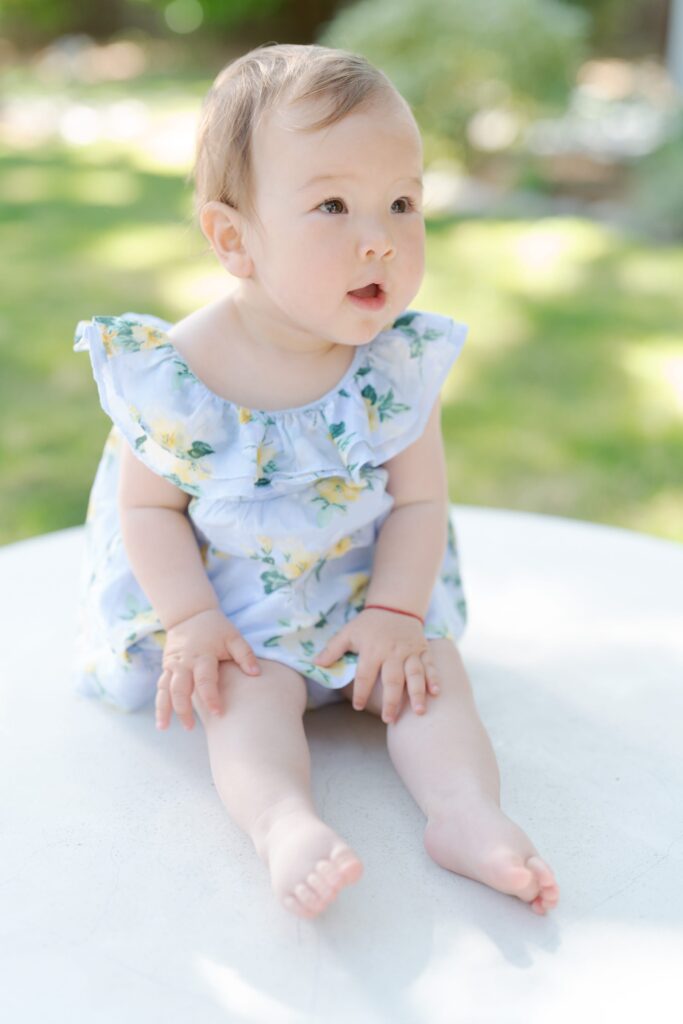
left=226, top=632, right=261, bottom=676
left=193, top=653, right=222, bottom=715
left=170, top=666, right=195, bottom=730
left=421, top=653, right=441, bottom=696
left=351, top=656, right=381, bottom=711
left=380, top=656, right=406, bottom=724
left=404, top=654, right=427, bottom=714
left=155, top=669, right=172, bottom=730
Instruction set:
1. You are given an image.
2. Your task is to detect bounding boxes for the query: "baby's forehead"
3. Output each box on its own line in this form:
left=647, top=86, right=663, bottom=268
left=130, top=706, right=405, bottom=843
left=253, top=96, right=422, bottom=187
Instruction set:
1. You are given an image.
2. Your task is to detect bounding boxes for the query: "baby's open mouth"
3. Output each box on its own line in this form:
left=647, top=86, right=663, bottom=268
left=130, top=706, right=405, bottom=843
left=348, top=283, right=381, bottom=298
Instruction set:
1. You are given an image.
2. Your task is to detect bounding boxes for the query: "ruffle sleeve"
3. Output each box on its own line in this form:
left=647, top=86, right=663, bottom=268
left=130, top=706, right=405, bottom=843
left=346, top=309, right=468, bottom=466
left=74, top=309, right=467, bottom=500
left=74, top=312, right=228, bottom=498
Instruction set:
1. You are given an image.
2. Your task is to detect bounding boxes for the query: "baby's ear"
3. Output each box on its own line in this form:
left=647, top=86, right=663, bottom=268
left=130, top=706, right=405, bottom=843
left=199, top=200, right=253, bottom=279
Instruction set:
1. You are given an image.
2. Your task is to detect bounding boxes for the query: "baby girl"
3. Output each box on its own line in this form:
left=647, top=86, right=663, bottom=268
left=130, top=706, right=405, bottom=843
left=73, top=42, right=559, bottom=919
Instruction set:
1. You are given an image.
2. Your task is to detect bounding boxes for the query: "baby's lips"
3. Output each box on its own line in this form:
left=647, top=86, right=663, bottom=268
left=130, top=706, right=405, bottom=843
left=348, top=282, right=384, bottom=298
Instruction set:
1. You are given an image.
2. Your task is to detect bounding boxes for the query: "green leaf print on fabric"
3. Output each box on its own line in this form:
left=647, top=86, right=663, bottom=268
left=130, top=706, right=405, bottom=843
left=187, top=441, right=215, bottom=460
left=360, top=382, right=411, bottom=429
left=393, top=310, right=447, bottom=360
left=260, top=568, right=292, bottom=594
left=246, top=536, right=320, bottom=597
left=391, top=312, right=419, bottom=330
left=377, top=388, right=411, bottom=423
left=324, top=417, right=366, bottom=462
left=94, top=316, right=172, bottom=358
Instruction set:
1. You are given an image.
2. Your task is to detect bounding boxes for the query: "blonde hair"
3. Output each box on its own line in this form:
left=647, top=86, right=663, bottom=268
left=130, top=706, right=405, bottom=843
left=191, top=42, right=402, bottom=230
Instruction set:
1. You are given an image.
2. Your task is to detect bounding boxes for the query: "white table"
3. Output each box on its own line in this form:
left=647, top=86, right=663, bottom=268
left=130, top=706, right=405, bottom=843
left=2, top=506, right=682, bottom=1023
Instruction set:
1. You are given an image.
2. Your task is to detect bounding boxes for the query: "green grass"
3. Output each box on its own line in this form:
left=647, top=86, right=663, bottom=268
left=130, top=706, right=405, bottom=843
left=1, top=135, right=681, bottom=546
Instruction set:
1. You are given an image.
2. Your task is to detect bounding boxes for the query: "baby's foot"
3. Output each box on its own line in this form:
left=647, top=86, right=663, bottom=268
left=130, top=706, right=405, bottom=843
left=424, top=797, right=559, bottom=914
left=256, top=806, right=363, bottom=919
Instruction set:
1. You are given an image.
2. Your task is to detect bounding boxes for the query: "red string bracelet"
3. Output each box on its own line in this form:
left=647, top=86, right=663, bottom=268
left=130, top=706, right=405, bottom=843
left=363, top=603, right=425, bottom=626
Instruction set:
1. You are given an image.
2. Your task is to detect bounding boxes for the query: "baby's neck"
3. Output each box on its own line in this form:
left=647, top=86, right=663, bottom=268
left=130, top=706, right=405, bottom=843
left=169, top=292, right=357, bottom=413
left=228, top=286, right=339, bottom=362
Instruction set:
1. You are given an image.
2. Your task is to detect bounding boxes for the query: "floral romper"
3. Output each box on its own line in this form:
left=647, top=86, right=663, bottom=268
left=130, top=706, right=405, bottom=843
left=72, top=308, right=468, bottom=713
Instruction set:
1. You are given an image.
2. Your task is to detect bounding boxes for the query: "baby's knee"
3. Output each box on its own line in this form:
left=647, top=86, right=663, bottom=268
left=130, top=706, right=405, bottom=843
left=216, top=656, right=308, bottom=713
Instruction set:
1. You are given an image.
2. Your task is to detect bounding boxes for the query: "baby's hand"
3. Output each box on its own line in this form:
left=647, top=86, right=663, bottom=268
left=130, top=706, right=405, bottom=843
left=155, top=608, right=261, bottom=732
left=313, top=608, right=440, bottom=724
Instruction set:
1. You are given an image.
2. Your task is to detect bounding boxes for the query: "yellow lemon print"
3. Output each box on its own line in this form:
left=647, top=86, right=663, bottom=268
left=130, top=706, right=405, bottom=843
left=147, top=416, right=190, bottom=452
left=101, top=326, right=117, bottom=358
left=318, top=657, right=349, bottom=679
left=347, top=572, right=370, bottom=602
left=327, top=536, right=352, bottom=560
left=315, top=476, right=363, bottom=505
left=256, top=442, right=278, bottom=475
left=363, top=397, right=379, bottom=431
left=131, top=324, right=166, bottom=350
left=171, top=459, right=211, bottom=485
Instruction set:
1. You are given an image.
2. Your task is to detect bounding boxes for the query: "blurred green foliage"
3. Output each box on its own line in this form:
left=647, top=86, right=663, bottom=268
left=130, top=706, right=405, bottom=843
left=0, top=0, right=667, bottom=57
left=564, top=0, right=668, bottom=55
left=318, top=0, right=590, bottom=167
left=630, top=115, right=683, bottom=241
left=0, top=0, right=285, bottom=39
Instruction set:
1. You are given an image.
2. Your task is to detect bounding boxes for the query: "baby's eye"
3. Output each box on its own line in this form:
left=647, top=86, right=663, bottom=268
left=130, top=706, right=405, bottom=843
left=318, top=198, right=346, bottom=215
left=316, top=197, right=418, bottom=215
left=392, top=197, right=417, bottom=213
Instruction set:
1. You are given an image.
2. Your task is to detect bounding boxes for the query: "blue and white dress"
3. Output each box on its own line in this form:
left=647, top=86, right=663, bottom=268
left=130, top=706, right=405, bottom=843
left=72, top=308, right=468, bottom=713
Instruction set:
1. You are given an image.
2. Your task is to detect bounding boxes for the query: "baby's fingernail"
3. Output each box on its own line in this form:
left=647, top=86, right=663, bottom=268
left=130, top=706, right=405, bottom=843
left=432, top=686, right=440, bottom=694
left=415, top=704, right=424, bottom=713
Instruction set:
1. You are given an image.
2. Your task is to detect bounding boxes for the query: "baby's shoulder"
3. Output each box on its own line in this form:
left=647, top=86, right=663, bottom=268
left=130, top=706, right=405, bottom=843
left=167, top=299, right=269, bottom=408
left=167, top=301, right=234, bottom=389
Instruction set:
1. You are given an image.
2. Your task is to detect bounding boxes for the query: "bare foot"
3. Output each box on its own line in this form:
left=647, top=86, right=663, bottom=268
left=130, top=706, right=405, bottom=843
left=424, top=797, right=559, bottom=914
left=256, top=807, right=363, bottom=919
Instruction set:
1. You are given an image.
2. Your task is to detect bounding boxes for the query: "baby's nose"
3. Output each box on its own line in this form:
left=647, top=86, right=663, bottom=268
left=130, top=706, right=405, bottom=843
left=359, top=236, right=395, bottom=260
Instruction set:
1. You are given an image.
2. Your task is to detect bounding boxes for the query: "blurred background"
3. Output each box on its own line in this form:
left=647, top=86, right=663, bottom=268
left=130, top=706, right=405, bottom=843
left=1, top=0, right=681, bottom=545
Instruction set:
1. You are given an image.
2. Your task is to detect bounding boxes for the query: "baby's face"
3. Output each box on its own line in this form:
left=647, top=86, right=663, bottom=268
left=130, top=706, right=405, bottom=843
left=243, top=93, right=425, bottom=345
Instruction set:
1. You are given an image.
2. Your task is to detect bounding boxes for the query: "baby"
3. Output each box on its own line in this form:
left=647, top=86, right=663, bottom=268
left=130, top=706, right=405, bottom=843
left=73, top=42, right=559, bottom=919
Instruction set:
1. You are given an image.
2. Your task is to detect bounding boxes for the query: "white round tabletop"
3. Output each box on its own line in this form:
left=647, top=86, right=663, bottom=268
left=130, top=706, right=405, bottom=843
left=1, top=506, right=682, bottom=1023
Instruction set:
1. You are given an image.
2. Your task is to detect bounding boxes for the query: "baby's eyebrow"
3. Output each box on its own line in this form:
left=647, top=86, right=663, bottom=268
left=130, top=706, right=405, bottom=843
left=298, top=172, right=423, bottom=191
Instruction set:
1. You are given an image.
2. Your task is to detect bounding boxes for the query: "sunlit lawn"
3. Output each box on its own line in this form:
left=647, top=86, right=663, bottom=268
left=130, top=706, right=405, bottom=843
left=1, top=133, right=681, bottom=546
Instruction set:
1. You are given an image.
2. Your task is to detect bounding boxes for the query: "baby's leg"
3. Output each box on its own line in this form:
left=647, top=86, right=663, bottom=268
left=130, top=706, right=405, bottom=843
left=191, top=657, right=362, bottom=919
left=340, top=638, right=559, bottom=914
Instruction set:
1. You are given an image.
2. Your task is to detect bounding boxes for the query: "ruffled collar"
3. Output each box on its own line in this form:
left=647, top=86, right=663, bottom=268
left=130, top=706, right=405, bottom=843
left=75, top=308, right=466, bottom=500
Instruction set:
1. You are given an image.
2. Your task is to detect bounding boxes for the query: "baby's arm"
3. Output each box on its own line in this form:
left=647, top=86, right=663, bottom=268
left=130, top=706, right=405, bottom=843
left=117, top=443, right=261, bottom=728
left=315, top=399, right=449, bottom=722
left=118, top=441, right=218, bottom=631
left=365, top=398, right=449, bottom=617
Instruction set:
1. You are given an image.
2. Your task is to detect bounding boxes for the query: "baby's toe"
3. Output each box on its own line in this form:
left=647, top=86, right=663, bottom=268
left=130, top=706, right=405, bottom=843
left=315, top=857, right=345, bottom=890
left=526, top=855, right=559, bottom=913
left=307, top=870, right=337, bottom=904
left=294, top=882, right=326, bottom=914
left=527, top=855, right=556, bottom=888
left=330, top=845, right=364, bottom=883
left=530, top=895, right=547, bottom=915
